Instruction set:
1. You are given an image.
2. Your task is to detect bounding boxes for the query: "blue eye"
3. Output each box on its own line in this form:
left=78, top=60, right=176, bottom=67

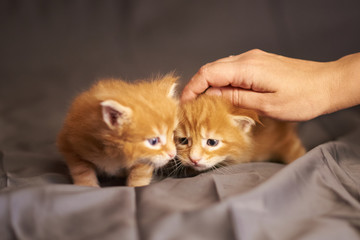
left=206, top=139, right=219, bottom=147
left=147, top=137, right=160, bottom=146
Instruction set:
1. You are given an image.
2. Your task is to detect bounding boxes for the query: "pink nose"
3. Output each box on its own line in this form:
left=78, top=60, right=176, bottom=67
left=190, top=157, right=201, bottom=166
left=167, top=152, right=176, bottom=159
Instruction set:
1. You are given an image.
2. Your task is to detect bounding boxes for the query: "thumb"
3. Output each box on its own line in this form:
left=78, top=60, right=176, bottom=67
left=205, top=87, right=266, bottom=111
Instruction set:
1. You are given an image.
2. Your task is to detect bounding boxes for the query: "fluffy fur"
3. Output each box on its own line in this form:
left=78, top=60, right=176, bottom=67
left=175, top=95, right=305, bottom=172
left=57, top=74, right=179, bottom=187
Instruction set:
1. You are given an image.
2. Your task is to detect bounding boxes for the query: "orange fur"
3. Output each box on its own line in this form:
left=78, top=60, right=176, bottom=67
left=175, top=95, right=305, bottom=172
left=57, top=74, right=179, bottom=187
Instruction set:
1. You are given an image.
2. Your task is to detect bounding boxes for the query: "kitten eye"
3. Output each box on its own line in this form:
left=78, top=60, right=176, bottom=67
left=178, top=137, right=188, bottom=145
left=147, top=137, right=160, bottom=146
left=206, top=139, right=219, bottom=147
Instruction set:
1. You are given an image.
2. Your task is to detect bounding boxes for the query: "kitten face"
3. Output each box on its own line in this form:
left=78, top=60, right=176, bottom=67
left=98, top=74, right=179, bottom=169
left=122, top=124, right=178, bottom=169
left=58, top=73, right=180, bottom=187
left=175, top=95, right=257, bottom=171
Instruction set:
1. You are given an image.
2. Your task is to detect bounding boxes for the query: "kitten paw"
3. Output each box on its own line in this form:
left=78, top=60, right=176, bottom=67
left=127, top=178, right=151, bottom=187
left=73, top=180, right=100, bottom=187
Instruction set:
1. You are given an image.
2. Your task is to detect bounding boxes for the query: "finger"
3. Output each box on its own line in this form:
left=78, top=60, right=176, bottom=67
left=180, top=71, right=210, bottom=102
left=212, top=54, right=239, bottom=63
left=181, top=62, right=242, bottom=102
left=205, top=87, right=269, bottom=113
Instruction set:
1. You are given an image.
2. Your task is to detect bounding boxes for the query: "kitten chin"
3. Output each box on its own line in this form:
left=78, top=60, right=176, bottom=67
left=174, top=95, right=306, bottom=174
left=57, top=74, right=179, bottom=187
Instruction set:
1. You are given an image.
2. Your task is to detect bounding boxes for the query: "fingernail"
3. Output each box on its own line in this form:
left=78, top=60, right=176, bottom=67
left=205, top=88, right=222, bottom=96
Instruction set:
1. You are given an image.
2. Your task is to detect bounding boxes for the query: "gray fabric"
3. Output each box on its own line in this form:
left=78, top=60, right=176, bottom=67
left=1, top=1, right=360, bottom=239
left=1, top=122, right=360, bottom=240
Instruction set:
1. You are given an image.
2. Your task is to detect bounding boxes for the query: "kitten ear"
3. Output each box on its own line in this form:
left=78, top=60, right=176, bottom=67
left=159, top=73, right=179, bottom=98
left=167, top=82, right=177, bottom=98
left=100, top=100, right=132, bottom=129
left=231, top=116, right=256, bottom=133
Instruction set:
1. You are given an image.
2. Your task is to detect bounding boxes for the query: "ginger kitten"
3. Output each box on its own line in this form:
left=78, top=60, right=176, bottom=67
left=57, top=74, right=178, bottom=187
left=175, top=95, right=305, bottom=172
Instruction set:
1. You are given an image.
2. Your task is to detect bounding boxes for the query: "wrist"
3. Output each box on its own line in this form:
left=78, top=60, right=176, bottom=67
left=325, top=53, right=360, bottom=115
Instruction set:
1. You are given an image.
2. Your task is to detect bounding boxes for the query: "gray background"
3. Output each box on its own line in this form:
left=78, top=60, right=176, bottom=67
left=1, top=1, right=360, bottom=240
left=1, top=0, right=360, bottom=155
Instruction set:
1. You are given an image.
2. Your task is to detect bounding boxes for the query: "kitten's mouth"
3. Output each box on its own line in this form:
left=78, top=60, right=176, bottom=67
left=188, top=163, right=209, bottom=172
left=152, top=163, right=166, bottom=168
left=178, top=158, right=211, bottom=171
left=139, top=157, right=172, bottom=169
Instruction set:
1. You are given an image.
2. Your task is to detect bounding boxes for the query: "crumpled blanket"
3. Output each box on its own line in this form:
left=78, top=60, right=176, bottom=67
left=1, top=108, right=360, bottom=240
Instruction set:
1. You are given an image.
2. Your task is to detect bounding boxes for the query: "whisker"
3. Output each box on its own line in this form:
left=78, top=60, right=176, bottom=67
left=168, top=164, right=181, bottom=177
left=209, top=162, right=232, bottom=175
left=184, top=166, right=188, bottom=177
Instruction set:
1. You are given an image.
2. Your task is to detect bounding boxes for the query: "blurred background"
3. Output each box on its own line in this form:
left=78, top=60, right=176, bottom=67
left=1, top=0, right=360, bottom=155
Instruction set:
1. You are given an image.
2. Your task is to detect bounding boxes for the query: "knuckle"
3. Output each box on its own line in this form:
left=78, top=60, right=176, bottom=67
left=242, top=49, right=266, bottom=68
left=248, top=48, right=264, bottom=56
left=231, top=90, right=241, bottom=106
left=198, top=64, right=210, bottom=77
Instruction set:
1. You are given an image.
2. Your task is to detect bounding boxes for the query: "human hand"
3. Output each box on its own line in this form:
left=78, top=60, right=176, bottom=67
left=181, top=49, right=360, bottom=121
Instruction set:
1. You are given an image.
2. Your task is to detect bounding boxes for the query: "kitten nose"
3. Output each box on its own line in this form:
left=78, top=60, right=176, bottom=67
left=190, top=157, right=201, bottom=166
left=167, top=151, right=176, bottom=159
